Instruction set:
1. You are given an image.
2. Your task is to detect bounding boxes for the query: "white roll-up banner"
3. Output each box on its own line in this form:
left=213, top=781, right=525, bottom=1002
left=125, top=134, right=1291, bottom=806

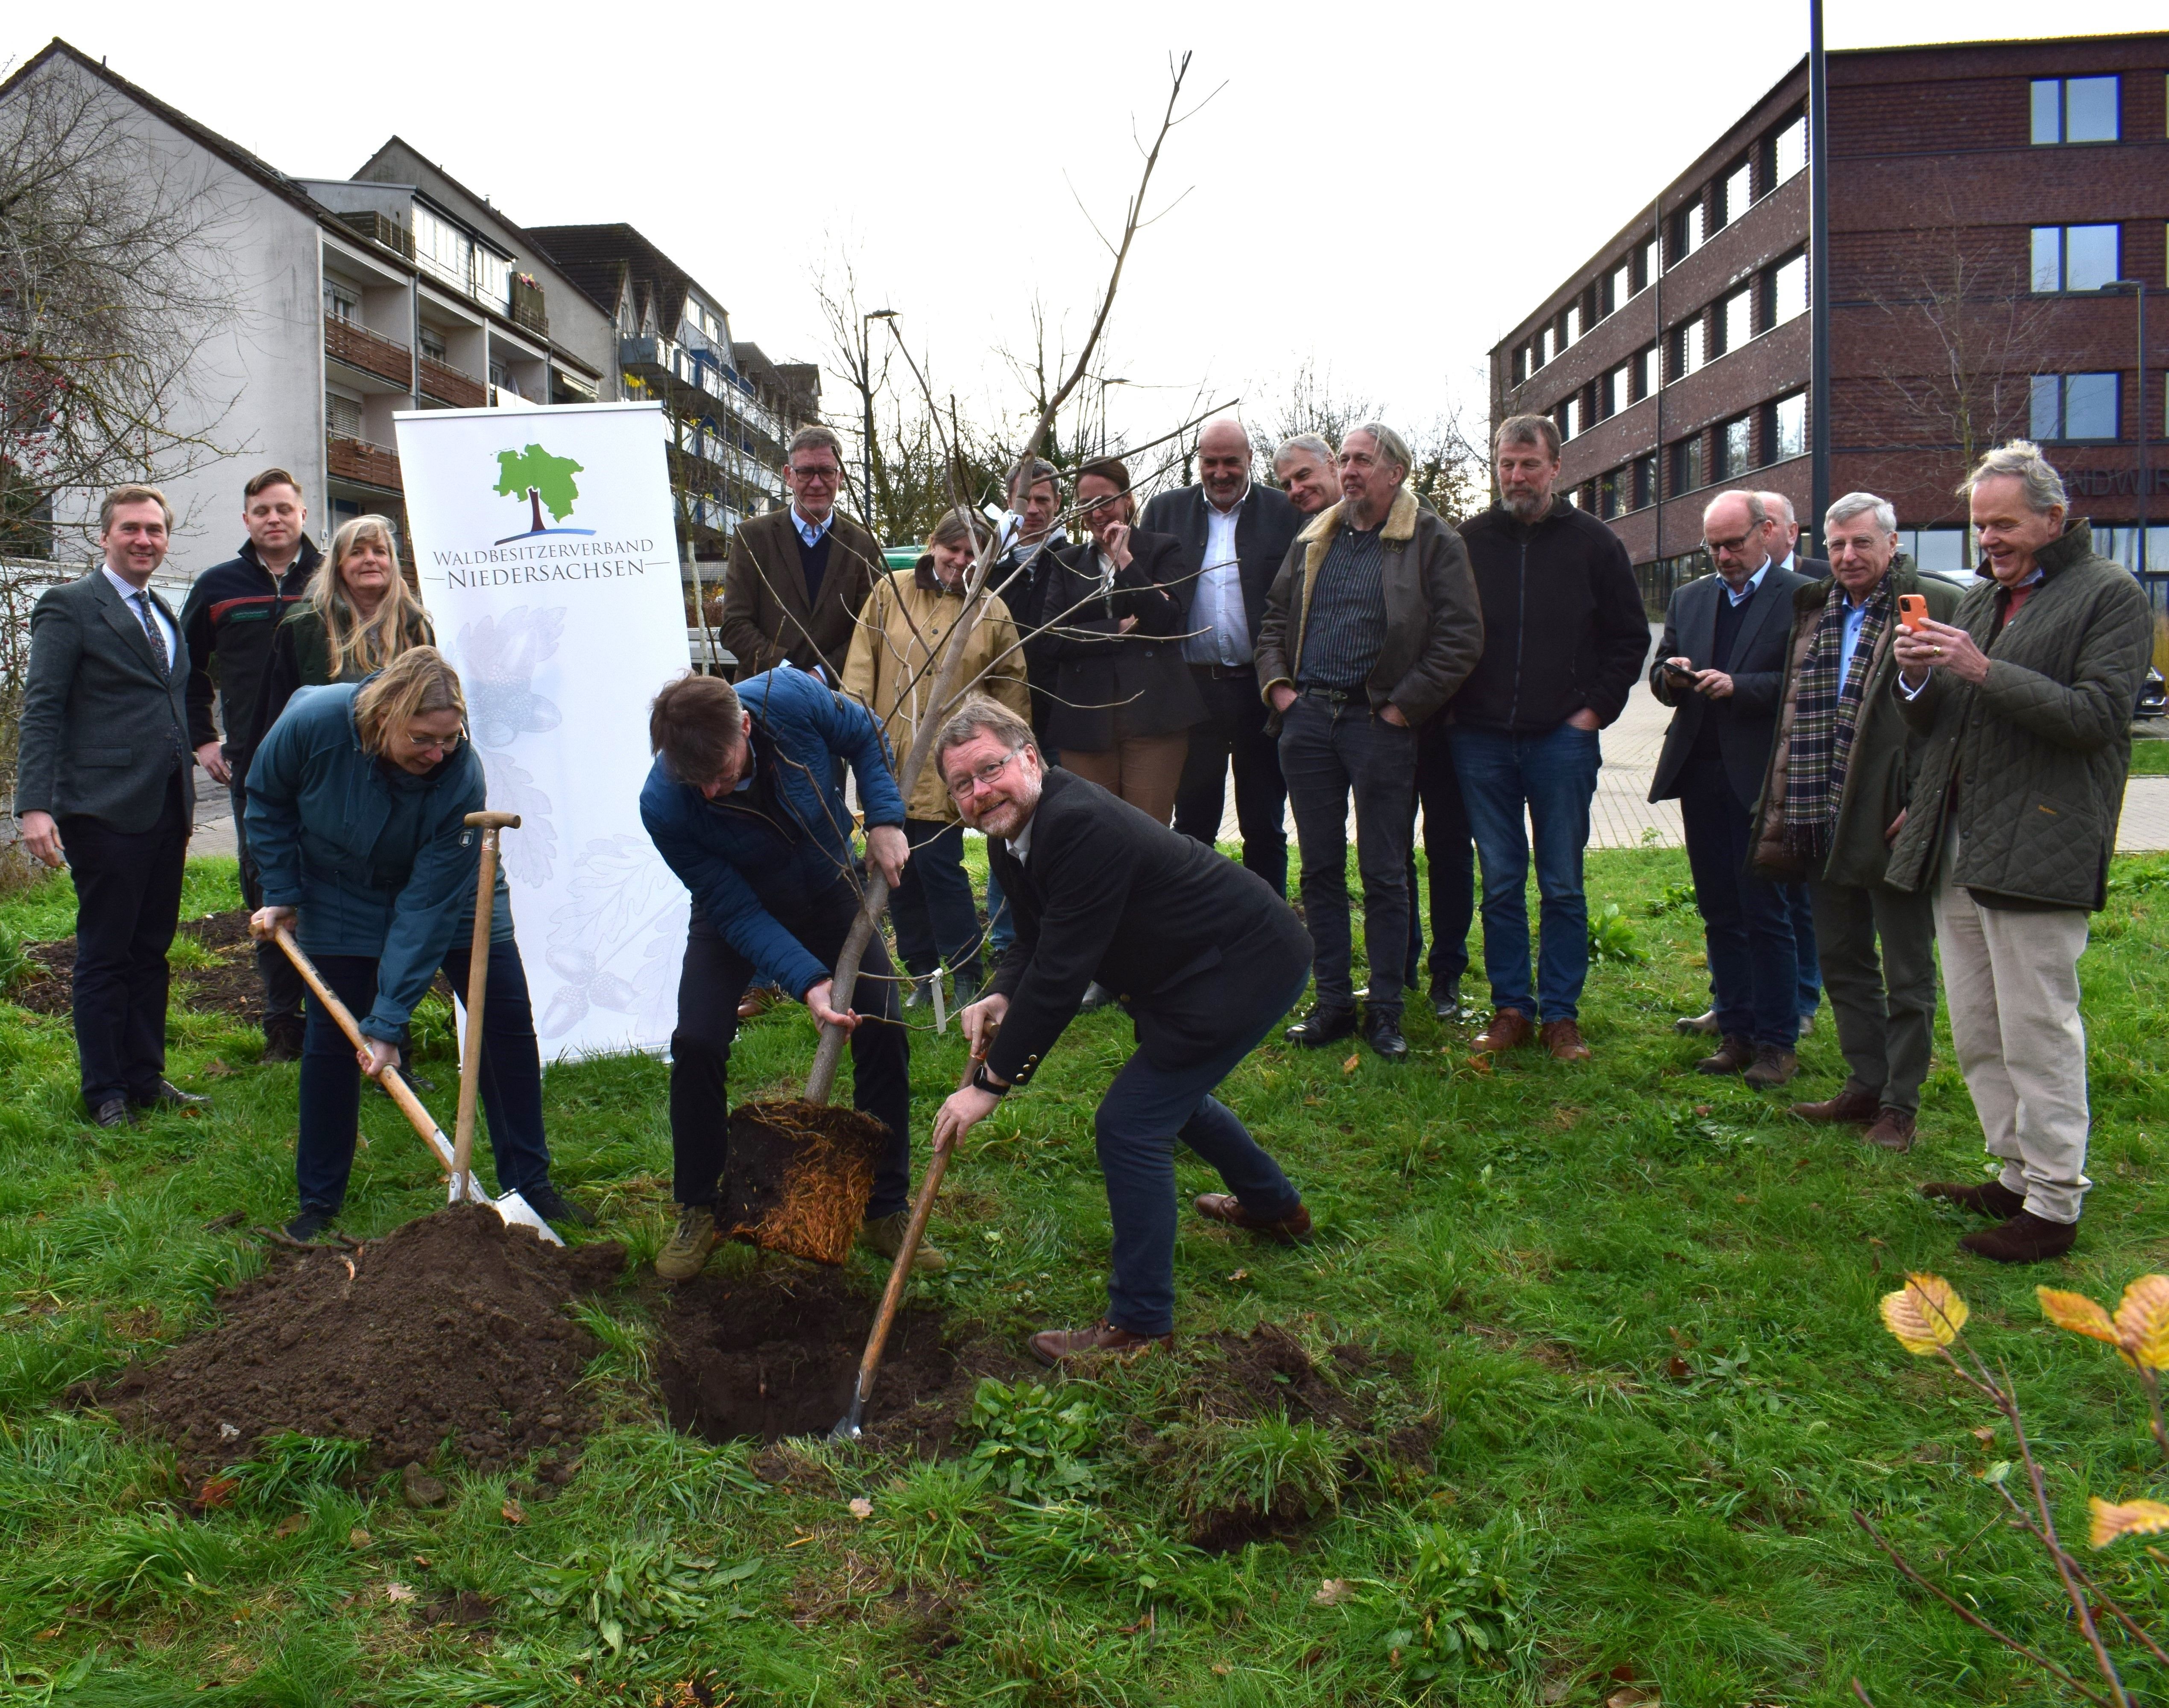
left=394, top=401, right=688, bottom=1062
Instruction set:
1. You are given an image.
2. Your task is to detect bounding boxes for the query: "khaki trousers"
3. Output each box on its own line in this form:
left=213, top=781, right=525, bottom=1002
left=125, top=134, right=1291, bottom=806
left=1059, top=734, right=1188, bottom=827
left=1932, top=831, right=2092, bottom=1224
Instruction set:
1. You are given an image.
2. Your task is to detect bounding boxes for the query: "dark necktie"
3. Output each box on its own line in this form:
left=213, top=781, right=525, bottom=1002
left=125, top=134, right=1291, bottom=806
left=133, top=591, right=170, bottom=677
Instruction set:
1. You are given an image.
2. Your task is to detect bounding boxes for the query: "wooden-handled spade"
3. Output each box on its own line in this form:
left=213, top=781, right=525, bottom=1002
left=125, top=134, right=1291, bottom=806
left=449, top=812, right=518, bottom=1207
left=266, top=912, right=561, bottom=1247
left=829, top=1052, right=980, bottom=1443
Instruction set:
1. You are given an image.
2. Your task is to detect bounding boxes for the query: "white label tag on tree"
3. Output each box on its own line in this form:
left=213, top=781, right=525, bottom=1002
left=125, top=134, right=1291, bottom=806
left=933, top=971, right=948, bottom=1035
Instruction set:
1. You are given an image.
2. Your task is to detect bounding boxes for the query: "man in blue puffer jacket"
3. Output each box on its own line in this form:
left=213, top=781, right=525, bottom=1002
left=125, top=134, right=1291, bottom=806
left=640, top=666, right=925, bottom=1281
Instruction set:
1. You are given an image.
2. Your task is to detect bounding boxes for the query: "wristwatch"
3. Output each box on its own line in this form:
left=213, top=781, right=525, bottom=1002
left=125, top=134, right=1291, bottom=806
left=970, top=1060, right=1010, bottom=1098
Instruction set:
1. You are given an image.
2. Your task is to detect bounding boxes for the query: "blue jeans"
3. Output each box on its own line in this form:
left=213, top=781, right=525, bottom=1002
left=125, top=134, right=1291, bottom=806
left=890, top=818, right=981, bottom=983
left=1678, top=755, right=1799, bottom=1050
left=1788, top=884, right=1821, bottom=1017
left=298, top=937, right=551, bottom=1213
left=1095, top=964, right=1311, bottom=1336
left=1451, top=722, right=1603, bottom=1023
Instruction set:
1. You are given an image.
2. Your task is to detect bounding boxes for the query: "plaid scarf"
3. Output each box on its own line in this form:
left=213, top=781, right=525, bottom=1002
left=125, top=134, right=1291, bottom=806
left=1783, top=578, right=1893, bottom=861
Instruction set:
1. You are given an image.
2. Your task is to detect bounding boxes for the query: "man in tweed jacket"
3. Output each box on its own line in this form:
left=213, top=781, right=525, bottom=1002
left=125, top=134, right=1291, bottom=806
left=1890, top=442, right=2153, bottom=1263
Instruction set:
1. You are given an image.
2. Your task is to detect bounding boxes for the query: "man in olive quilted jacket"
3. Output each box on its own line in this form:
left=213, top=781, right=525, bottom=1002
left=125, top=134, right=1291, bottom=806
left=1889, top=442, right=2153, bottom=1263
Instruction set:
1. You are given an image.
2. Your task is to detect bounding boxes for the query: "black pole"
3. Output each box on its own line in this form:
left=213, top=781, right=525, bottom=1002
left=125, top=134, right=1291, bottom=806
left=1651, top=196, right=1665, bottom=580
left=1808, top=0, right=1832, bottom=557
left=2138, top=283, right=2149, bottom=574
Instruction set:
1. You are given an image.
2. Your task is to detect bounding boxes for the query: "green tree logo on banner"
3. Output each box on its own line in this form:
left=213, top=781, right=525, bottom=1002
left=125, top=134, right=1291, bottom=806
left=493, top=445, right=592, bottom=541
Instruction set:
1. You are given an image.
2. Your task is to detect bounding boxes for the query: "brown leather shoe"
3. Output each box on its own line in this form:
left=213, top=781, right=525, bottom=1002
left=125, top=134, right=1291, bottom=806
left=1961, top=1210, right=2077, bottom=1264
left=1696, top=1035, right=1755, bottom=1075
left=1028, top=1321, right=1174, bottom=1366
left=1920, top=1179, right=2026, bottom=1219
left=1194, top=1193, right=1313, bottom=1244
left=1539, top=1018, right=1592, bottom=1061
left=1674, top=1008, right=1721, bottom=1036
left=1790, top=1088, right=1879, bottom=1125
left=1863, top=1108, right=1917, bottom=1152
left=1743, top=1046, right=1799, bottom=1088
left=1472, top=1009, right=1534, bottom=1053
left=737, top=982, right=784, bottom=1021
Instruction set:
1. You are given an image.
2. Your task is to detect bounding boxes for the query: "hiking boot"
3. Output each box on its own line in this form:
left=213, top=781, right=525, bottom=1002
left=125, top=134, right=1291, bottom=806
left=1743, top=1046, right=1799, bottom=1089
left=1194, top=1193, right=1313, bottom=1244
left=860, top=1211, right=947, bottom=1273
left=1028, top=1321, right=1173, bottom=1366
left=1920, top=1179, right=2026, bottom=1219
left=1791, top=1088, right=1879, bottom=1125
left=737, top=983, right=784, bottom=1021
left=1961, top=1211, right=2078, bottom=1264
left=1696, top=1035, right=1756, bottom=1075
left=1863, top=1108, right=1918, bottom=1153
left=1284, top=1005, right=1357, bottom=1049
left=1674, top=1008, right=1721, bottom=1036
left=1361, top=1008, right=1408, bottom=1061
left=521, top=1181, right=597, bottom=1228
left=261, top=1015, right=305, bottom=1063
left=1472, top=1009, right=1534, bottom=1053
left=129, top=1079, right=210, bottom=1111
left=282, top=1206, right=338, bottom=1245
left=656, top=1204, right=721, bottom=1281
left=1540, top=1018, right=1592, bottom=1062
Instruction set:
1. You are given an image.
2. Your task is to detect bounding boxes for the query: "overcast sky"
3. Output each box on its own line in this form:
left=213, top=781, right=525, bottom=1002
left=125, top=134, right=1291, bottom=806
left=16, top=2, right=2163, bottom=455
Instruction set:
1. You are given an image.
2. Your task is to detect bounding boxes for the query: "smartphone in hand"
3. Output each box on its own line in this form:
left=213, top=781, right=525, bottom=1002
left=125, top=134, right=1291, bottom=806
left=1897, top=594, right=1928, bottom=632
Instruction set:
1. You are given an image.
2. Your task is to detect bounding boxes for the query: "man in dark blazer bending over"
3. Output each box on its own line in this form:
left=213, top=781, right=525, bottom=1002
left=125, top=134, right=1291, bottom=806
left=929, top=697, right=1314, bottom=1366
left=1140, top=416, right=1298, bottom=894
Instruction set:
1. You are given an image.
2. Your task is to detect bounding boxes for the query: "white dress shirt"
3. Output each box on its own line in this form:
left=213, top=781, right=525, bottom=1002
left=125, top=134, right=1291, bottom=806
left=103, top=565, right=176, bottom=665
left=1183, top=486, right=1253, bottom=667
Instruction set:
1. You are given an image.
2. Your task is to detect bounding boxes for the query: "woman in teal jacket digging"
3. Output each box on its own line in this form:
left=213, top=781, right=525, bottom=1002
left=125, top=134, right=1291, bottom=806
left=244, top=648, right=588, bottom=1242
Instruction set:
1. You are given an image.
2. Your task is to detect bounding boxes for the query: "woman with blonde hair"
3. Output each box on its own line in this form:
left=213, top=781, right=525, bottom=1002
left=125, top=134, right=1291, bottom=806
left=244, top=647, right=587, bottom=1243
left=254, top=514, right=435, bottom=737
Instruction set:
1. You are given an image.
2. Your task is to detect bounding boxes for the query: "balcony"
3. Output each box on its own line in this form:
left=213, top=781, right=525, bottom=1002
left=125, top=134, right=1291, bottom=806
left=417, top=355, right=485, bottom=409
left=323, top=316, right=412, bottom=389
left=328, top=435, right=402, bottom=491
left=334, top=209, right=416, bottom=261
left=511, top=277, right=549, bottom=339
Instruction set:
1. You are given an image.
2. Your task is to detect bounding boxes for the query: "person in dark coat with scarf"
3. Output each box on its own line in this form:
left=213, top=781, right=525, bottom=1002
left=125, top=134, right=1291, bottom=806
left=1747, top=494, right=1959, bottom=1153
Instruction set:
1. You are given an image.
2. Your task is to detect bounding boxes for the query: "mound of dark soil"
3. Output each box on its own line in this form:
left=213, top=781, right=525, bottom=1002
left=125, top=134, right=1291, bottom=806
left=658, top=1265, right=958, bottom=1443
left=12, top=908, right=261, bottom=1020
left=107, top=1205, right=624, bottom=1473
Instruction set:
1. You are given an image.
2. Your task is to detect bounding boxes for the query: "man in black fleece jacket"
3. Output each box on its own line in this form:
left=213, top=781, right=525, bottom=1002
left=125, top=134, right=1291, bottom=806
left=176, top=469, right=318, bottom=1056
left=1450, top=416, right=1649, bottom=1060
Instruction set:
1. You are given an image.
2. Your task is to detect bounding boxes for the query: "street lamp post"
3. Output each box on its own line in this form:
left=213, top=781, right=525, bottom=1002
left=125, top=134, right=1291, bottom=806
left=861, top=307, right=898, bottom=541
left=2106, top=280, right=2148, bottom=574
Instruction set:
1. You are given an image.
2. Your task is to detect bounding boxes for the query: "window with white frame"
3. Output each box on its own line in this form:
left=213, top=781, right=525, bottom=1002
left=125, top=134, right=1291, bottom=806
left=1611, top=258, right=1633, bottom=311
left=1673, top=200, right=1705, bottom=265
left=1641, top=236, right=1662, bottom=286
left=2030, top=224, right=2120, bottom=292
left=1721, top=287, right=1753, bottom=354
left=2032, top=76, right=2119, bottom=144
left=1771, top=252, right=1809, bottom=325
left=1724, top=160, right=1755, bottom=225
left=1772, top=114, right=1806, bottom=184
left=1563, top=396, right=1583, bottom=440
left=1610, top=360, right=1634, bottom=414
left=2031, top=372, right=2119, bottom=440
left=1637, top=344, right=1660, bottom=398
left=1564, top=304, right=1581, bottom=345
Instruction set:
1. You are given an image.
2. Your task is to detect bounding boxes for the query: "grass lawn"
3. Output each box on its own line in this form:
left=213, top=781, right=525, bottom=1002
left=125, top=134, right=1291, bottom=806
left=2, top=846, right=2168, bottom=1705
left=2128, top=734, right=2169, bottom=775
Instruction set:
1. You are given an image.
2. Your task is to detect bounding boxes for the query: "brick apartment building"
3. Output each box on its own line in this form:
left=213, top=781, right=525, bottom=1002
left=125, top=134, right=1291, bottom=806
left=1491, top=30, right=2168, bottom=611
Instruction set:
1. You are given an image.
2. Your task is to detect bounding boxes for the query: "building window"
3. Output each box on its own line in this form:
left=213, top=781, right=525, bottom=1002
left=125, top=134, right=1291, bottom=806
left=2031, top=224, right=2120, bottom=292
left=2032, top=76, right=2119, bottom=144
left=1724, top=160, right=1755, bottom=225
left=1671, top=434, right=1707, bottom=496
left=1564, top=305, right=1581, bottom=346
left=1636, top=344, right=1660, bottom=398
left=1771, top=251, right=1809, bottom=325
left=1634, top=454, right=1658, bottom=510
left=326, top=392, right=363, bottom=439
left=1611, top=258, right=1634, bottom=312
left=1720, top=287, right=1754, bottom=355
left=1669, top=317, right=1706, bottom=382
left=1641, top=235, right=1661, bottom=288
left=1671, top=200, right=1706, bottom=267
left=2031, top=372, right=2120, bottom=440
left=1718, top=415, right=1753, bottom=480
left=1566, top=486, right=1585, bottom=510
left=1899, top=528, right=1970, bottom=576
left=1541, top=326, right=1556, bottom=365
left=419, top=326, right=448, bottom=363
left=1511, top=346, right=1527, bottom=384
left=1771, top=114, right=1807, bottom=185
left=1772, top=392, right=1807, bottom=461
left=1599, top=467, right=1626, bottom=519
left=322, top=281, right=358, bottom=323
left=1610, top=360, right=1634, bottom=414
left=1563, top=396, right=1583, bottom=440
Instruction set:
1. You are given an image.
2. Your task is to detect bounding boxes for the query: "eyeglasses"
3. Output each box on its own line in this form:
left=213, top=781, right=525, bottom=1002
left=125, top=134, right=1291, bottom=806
left=946, top=748, right=1024, bottom=802
left=408, top=729, right=462, bottom=755
left=789, top=464, right=841, bottom=483
left=1703, top=531, right=1759, bottom=554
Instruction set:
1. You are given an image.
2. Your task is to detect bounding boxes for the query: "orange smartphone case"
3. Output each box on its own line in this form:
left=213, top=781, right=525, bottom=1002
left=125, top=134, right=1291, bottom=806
left=1897, top=594, right=1927, bottom=631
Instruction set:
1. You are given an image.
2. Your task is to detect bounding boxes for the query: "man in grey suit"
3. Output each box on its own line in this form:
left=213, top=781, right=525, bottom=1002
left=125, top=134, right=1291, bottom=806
left=1648, top=490, right=1808, bottom=1088
left=15, top=485, right=208, bottom=1127
left=1140, top=417, right=1298, bottom=896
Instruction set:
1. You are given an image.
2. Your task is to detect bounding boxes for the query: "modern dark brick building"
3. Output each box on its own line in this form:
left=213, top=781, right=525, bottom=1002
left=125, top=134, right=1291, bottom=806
left=1491, top=30, right=2168, bottom=610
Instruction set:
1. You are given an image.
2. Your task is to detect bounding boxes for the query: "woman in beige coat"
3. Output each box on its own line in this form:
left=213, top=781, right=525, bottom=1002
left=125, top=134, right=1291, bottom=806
left=843, top=507, right=1031, bottom=1004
